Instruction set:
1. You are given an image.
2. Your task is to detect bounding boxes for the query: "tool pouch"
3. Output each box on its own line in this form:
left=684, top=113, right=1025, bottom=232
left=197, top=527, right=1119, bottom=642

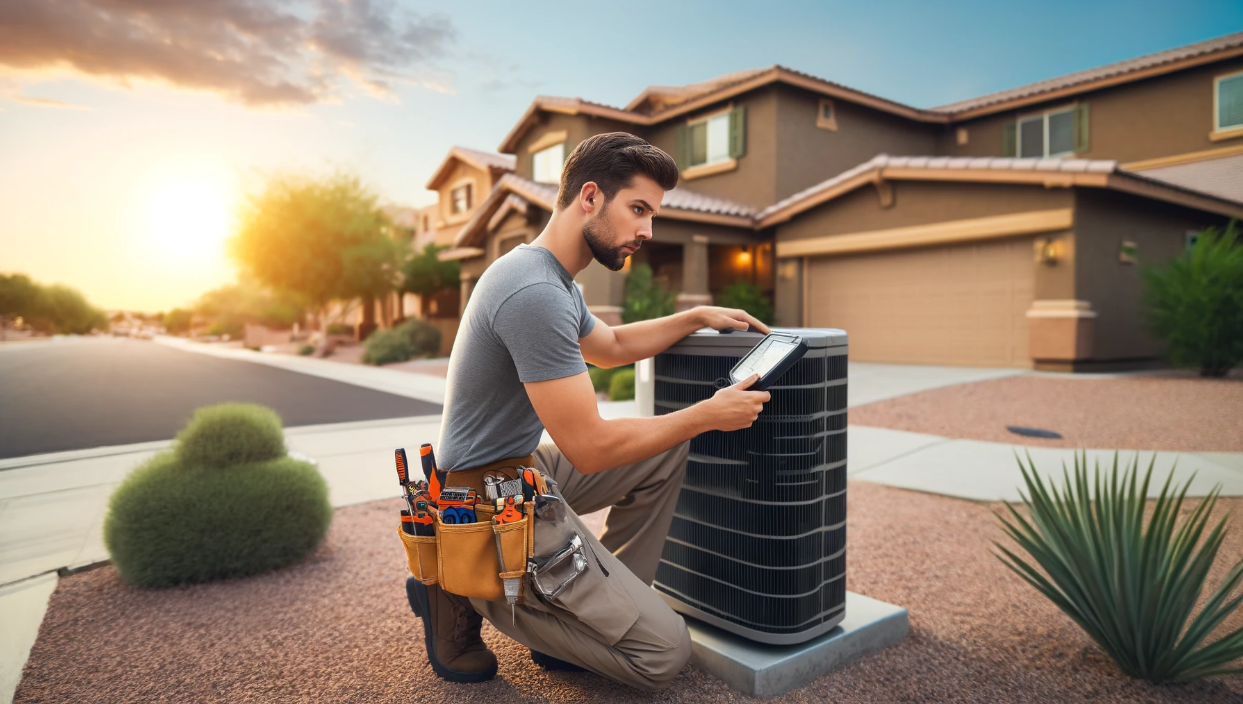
left=394, top=457, right=537, bottom=602
left=396, top=528, right=438, bottom=585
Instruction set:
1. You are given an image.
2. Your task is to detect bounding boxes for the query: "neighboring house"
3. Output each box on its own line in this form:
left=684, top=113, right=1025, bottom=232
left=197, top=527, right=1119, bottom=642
left=438, top=31, right=1243, bottom=370
left=425, top=146, right=516, bottom=248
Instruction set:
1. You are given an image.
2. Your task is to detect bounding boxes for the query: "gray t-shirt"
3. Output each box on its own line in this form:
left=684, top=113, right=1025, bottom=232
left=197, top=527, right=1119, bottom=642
left=437, top=245, right=596, bottom=470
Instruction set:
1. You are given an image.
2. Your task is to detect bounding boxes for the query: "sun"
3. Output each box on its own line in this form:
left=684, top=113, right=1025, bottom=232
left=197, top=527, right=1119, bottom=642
left=145, top=168, right=235, bottom=260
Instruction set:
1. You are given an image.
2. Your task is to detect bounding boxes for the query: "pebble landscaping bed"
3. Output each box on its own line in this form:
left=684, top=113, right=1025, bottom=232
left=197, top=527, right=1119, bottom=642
left=16, top=483, right=1243, bottom=703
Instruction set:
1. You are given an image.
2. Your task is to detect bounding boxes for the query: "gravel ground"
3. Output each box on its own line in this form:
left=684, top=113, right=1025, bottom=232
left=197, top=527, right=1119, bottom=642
left=850, top=373, right=1243, bottom=452
left=18, top=483, right=1243, bottom=703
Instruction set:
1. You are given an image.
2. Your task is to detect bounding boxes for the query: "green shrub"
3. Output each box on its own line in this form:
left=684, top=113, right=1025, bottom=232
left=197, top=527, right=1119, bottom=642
left=1142, top=220, right=1243, bottom=376
left=609, top=368, right=636, bottom=401
left=103, top=404, right=331, bottom=588
left=326, top=322, right=354, bottom=335
left=362, top=326, right=414, bottom=365
left=622, top=263, right=676, bottom=323
left=996, top=452, right=1243, bottom=682
left=402, top=318, right=442, bottom=357
left=589, top=365, right=616, bottom=392
left=297, top=343, right=315, bottom=355
left=717, top=281, right=774, bottom=325
left=175, top=403, right=286, bottom=470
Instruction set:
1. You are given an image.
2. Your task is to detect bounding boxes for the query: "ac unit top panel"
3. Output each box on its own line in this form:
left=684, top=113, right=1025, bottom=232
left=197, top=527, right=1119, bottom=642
left=668, top=327, right=847, bottom=357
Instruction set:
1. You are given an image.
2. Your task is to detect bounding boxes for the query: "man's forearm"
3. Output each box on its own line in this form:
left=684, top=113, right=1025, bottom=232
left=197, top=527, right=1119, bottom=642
left=562, top=403, right=713, bottom=474
left=598, top=310, right=703, bottom=367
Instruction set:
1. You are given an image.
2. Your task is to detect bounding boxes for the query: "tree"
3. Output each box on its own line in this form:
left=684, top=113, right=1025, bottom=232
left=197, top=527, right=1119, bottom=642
left=193, top=280, right=304, bottom=337
left=164, top=308, right=194, bottom=335
left=0, top=273, right=106, bottom=334
left=401, top=243, right=460, bottom=317
left=229, top=172, right=401, bottom=332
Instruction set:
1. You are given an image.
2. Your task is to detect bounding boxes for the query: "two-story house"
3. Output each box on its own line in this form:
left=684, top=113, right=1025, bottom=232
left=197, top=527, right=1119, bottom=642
left=438, top=31, right=1243, bottom=370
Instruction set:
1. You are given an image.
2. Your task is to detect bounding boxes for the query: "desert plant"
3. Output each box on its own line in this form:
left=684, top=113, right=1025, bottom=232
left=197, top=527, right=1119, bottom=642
left=402, top=318, right=442, bottom=358
left=995, top=452, right=1243, bottom=682
left=622, top=263, right=676, bottom=323
left=717, top=280, right=773, bottom=325
left=1142, top=220, right=1243, bottom=376
left=326, top=323, right=354, bottom=336
left=297, top=343, right=315, bottom=355
left=609, top=367, right=636, bottom=401
left=362, top=326, right=414, bottom=365
left=104, top=404, right=331, bottom=588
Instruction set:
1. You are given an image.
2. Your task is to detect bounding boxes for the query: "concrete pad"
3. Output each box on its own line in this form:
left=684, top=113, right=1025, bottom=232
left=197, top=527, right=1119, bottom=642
left=847, top=425, right=946, bottom=476
left=0, top=573, right=57, bottom=704
left=853, top=441, right=1243, bottom=502
left=848, top=362, right=1024, bottom=408
left=685, top=591, right=909, bottom=698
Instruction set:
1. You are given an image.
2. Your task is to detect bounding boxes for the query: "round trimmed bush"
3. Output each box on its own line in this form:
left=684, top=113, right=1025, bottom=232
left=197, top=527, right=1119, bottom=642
left=362, top=326, right=414, bottom=365
left=404, top=318, right=442, bottom=358
left=103, top=404, right=332, bottom=588
left=609, top=367, right=636, bottom=401
left=175, top=403, right=287, bottom=469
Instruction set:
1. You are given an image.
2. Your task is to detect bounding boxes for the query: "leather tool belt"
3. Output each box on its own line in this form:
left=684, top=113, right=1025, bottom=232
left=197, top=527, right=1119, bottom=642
left=396, top=455, right=536, bottom=603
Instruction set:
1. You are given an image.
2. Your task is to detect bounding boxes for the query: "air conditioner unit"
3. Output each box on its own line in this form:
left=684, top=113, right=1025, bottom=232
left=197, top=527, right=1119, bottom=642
left=650, top=328, right=848, bottom=645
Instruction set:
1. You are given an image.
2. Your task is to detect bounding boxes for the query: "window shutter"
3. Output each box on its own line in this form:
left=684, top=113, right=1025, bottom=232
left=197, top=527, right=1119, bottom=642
left=1073, top=103, right=1090, bottom=154
left=674, top=123, right=689, bottom=170
left=728, top=105, right=747, bottom=159
left=1001, top=120, right=1016, bottom=157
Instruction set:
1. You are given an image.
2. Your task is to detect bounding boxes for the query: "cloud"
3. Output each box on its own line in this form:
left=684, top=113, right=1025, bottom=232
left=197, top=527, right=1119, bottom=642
left=0, top=0, right=457, bottom=108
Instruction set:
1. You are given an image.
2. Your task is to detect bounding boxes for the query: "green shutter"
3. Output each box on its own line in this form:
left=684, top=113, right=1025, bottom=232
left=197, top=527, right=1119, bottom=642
left=674, top=123, right=689, bottom=170
left=1073, top=103, right=1090, bottom=154
left=691, top=123, right=708, bottom=165
left=1001, top=120, right=1017, bottom=157
left=728, top=105, right=747, bottom=159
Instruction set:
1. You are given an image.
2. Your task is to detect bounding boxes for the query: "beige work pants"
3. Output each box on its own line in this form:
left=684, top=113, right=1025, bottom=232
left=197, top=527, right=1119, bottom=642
left=469, top=440, right=692, bottom=691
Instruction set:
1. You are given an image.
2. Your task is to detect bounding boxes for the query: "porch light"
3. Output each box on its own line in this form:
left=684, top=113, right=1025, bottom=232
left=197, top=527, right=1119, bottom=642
left=736, top=246, right=752, bottom=266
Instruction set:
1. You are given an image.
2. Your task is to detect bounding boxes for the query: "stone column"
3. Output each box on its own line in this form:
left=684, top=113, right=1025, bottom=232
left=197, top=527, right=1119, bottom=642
left=676, top=234, right=712, bottom=311
left=460, top=274, right=476, bottom=309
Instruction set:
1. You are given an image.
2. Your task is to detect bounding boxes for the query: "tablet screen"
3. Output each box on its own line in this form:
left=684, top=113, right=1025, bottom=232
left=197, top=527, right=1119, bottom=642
left=734, top=336, right=798, bottom=381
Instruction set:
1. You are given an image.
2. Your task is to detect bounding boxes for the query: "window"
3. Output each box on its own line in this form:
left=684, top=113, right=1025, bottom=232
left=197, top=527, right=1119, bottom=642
left=1018, top=108, right=1076, bottom=158
left=1216, top=71, right=1243, bottom=132
left=690, top=112, right=731, bottom=166
left=450, top=184, right=471, bottom=215
left=533, top=142, right=565, bottom=184
left=816, top=99, right=837, bottom=131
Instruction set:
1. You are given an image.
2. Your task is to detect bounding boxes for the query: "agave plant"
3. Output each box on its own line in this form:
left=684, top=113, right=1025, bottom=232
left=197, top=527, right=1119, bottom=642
left=995, top=452, right=1243, bottom=682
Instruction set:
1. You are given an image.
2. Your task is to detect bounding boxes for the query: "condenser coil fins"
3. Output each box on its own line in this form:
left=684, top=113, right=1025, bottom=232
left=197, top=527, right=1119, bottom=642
left=652, top=328, right=848, bottom=645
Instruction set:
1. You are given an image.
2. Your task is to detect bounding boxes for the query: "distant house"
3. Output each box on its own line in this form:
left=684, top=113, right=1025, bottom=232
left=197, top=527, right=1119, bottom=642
left=433, top=32, right=1243, bottom=370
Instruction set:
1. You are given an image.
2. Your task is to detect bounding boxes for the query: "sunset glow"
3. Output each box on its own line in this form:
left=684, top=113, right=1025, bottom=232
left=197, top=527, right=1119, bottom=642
left=143, top=167, right=237, bottom=262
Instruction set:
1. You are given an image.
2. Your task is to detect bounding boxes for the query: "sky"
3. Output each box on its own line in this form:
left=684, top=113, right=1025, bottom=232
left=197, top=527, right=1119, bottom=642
left=1, top=0, right=1240, bottom=313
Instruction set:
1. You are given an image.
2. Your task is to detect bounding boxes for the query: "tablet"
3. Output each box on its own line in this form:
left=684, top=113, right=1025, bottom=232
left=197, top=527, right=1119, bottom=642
left=728, top=332, right=807, bottom=390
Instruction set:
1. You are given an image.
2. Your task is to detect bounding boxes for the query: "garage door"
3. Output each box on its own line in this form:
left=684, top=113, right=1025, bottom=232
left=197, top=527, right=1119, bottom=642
left=807, top=237, right=1034, bottom=367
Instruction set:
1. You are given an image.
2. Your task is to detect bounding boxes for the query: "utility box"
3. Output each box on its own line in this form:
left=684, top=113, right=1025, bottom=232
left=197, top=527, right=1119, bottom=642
left=650, top=328, right=848, bottom=645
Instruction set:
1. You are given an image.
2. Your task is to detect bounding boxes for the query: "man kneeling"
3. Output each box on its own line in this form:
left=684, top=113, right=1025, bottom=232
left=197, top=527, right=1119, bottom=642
left=409, top=132, right=770, bottom=691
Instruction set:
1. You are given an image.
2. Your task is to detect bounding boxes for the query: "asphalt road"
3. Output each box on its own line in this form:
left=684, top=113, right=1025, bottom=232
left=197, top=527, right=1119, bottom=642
left=0, top=338, right=442, bottom=459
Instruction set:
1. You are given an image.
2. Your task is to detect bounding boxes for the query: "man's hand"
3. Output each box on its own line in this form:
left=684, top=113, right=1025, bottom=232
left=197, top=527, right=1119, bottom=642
left=695, top=307, right=771, bottom=335
left=700, top=373, right=770, bottom=432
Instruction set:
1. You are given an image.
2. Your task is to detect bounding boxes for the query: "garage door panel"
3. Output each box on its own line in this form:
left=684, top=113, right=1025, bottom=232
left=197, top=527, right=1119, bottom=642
left=808, top=238, right=1033, bottom=367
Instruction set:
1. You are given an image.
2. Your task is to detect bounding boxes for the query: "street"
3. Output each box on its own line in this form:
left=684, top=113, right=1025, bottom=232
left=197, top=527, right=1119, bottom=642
left=0, top=338, right=441, bottom=459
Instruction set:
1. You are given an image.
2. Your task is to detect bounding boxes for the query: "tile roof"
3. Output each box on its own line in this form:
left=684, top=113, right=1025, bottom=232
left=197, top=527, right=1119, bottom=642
left=1138, top=153, right=1243, bottom=204
left=496, top=173, right=756, bottom=218
left=452, top=146, right=514, bottom=171
left=934, top=31, right=1243, bottom=114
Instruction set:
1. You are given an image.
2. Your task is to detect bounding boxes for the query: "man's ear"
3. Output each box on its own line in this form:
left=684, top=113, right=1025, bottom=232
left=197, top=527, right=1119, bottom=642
left=579, top=182, right=600, bottom=214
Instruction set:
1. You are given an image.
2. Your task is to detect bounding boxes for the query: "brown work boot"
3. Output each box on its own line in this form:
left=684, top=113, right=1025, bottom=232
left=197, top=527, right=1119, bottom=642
left=406, top=577, right=498, bottom=682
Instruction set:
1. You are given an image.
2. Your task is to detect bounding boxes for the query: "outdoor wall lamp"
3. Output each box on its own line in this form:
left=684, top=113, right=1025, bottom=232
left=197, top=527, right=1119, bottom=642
left=1034, top=238, right=1064, bottom=265
left=736, top=246, right=752, bottom=266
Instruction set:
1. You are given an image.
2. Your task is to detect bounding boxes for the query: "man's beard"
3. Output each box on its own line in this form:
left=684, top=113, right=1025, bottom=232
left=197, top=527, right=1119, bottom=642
left=582, top=210, right=639, bottom=272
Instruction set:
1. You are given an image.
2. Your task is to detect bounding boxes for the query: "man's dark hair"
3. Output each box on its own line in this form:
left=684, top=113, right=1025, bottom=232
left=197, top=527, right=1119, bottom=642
left=555, top=132, right=679, bottom=210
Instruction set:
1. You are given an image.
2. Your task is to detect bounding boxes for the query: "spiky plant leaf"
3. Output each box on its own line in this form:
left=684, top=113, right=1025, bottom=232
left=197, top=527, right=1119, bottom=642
left=994, top=452, right=1243, bottom=682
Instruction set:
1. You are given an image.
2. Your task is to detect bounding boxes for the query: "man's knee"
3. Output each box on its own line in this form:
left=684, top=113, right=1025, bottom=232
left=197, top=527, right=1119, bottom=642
left=622, top=616, right=693, bottom=691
